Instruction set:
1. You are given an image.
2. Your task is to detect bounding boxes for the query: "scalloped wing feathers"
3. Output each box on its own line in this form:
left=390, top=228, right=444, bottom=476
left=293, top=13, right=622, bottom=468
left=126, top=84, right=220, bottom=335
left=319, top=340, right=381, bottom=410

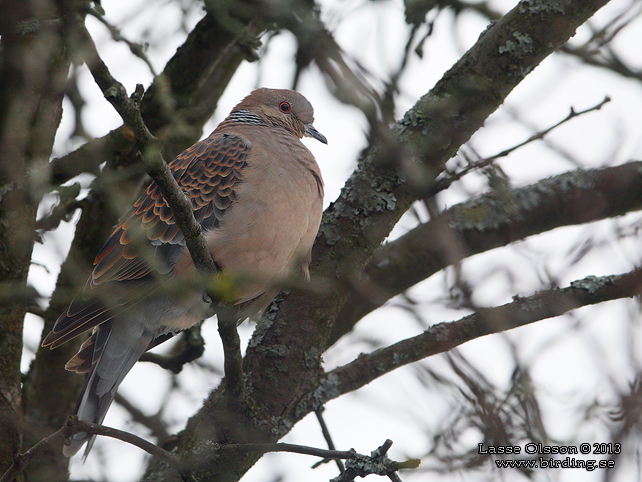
left=42, top=133, right=249, bottom=350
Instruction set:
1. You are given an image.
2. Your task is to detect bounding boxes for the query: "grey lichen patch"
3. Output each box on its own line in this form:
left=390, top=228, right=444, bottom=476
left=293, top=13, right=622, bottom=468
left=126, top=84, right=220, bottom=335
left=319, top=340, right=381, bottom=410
left=431, top=322, right=451, bottom=343
left=499, top=31, right=534, bottom=58
left=518, top=168, right=594, bottom=207
left=16, top=19, right=41, bottom=36
left=0, top=182, right=16, bottom=202
left=310, top=373, right=340, bottom=410
left=570, top=274, right=617, bottom=294
left=247, top=295, right=285, bottom=348
left=191, top=439, right=218, bottom=456
left=270, top=416, right=294, bottom=436
left=392, top=351, right=409, bottom=366
left=546, top=168, right=595, bottom=191
left=397, top=92, right=457, bottom=139
left=261, top=344, right=289, bottom=357
left=371, top=189, right=397, bottom=211
left=333, top=168, right=400, bottom=235
left=319, top=212, right=341, bottom=246
left=520, top=0, right=565, bottom=15
left=448, top=168, right=596, bottom=232
left=303, top=347, right=320, bottom=369
left=399, top=105, right=432, bottom=132
left=448, top=193, right=514, bottom=231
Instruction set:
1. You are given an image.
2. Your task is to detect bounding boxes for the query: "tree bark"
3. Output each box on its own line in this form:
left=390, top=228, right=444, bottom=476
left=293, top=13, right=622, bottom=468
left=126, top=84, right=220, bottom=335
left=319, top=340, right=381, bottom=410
left=0, top=0, right=75, bottom=473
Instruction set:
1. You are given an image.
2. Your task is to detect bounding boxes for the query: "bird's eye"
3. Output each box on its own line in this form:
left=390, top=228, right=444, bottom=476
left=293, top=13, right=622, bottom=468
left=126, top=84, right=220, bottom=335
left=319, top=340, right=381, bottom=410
left=279, top=101, right=291, bottom=113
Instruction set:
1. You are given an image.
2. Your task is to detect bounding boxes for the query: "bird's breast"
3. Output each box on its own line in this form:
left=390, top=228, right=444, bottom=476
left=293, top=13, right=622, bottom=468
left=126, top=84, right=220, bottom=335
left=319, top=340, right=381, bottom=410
left=205, top=143, right=322, bottom=303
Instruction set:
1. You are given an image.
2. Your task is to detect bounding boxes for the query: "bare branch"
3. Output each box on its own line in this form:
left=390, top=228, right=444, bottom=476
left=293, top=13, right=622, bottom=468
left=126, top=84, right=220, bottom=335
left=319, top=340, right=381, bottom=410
left=46, top=126, right=136, bottom=186
left=320, top=269, right=642, bottom=405
left=74, top=22, right=217, bottom=277
left=331, top=160, right=642, bottom=345
left=217, top=439, right=419, bottom=481
left=139, top=325, right=205, bottom=374
left=0, top=426, right=67, bottom=482
left=73, top=419, right=182, bottom=471
left=218, top=310, right=246, bottom=408
left=313, top=407, right=345, bottom=474
left=433, top=96, right=612, bottom=194
left=0, top=417, right=182, bottom=482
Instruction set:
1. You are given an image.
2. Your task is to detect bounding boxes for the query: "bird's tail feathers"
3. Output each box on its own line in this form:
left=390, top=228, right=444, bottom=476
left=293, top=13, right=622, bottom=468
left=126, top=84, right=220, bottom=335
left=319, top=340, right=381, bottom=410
left=63, top=319, right=154, bottom=458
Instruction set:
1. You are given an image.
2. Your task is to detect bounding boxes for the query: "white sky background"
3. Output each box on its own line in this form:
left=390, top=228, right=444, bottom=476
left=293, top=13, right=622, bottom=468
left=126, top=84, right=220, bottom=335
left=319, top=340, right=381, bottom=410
left=22, top=0, right=642, bottom=481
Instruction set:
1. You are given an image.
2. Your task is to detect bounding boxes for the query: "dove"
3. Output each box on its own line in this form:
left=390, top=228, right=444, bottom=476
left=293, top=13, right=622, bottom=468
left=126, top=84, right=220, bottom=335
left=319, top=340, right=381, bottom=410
left=42, top=88, right=326, bottom=457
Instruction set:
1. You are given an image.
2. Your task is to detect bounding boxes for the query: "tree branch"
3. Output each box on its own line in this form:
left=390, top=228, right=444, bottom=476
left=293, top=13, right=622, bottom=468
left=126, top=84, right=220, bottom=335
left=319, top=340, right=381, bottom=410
left=313, top=407, right=345, bottom=474
left=139, top=325, right=205, bottom=374
left=317, top=268, right=642, bottom=405
left=432, top=96, right=612, bottom=194
left=0, top=417, right=182, bottom=482
left=217, top=439, right=419, bottom=481
left=46, top=127, right=135, bottom=186
left=75, top=22, right=217, bottom=277
left=330, top=160, right=642, bottom=345
left=218, top=311, right=246, bottom=407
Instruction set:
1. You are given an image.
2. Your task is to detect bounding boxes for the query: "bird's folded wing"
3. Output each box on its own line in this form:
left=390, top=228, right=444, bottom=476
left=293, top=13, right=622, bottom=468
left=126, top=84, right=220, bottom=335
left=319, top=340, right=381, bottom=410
left=42, top=133, right=249, bottom=349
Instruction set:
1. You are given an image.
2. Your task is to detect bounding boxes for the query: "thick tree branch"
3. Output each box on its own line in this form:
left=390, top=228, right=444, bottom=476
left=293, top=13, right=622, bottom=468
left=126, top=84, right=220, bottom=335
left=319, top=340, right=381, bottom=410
left=315, top=268, right=642, bottom=407
left=330, top=160, right=642, bottom=344
left=47, top=127, right=136, bottom=186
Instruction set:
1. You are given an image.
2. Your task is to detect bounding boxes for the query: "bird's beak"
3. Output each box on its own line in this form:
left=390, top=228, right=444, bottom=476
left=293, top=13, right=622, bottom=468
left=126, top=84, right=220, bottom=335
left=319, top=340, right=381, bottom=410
left=304, top=123, right=328, bottom=144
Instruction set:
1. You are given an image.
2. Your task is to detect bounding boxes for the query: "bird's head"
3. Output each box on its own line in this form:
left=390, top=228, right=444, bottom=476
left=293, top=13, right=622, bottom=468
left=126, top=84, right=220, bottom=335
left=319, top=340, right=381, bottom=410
left=234, top=87, right=327, bottom=144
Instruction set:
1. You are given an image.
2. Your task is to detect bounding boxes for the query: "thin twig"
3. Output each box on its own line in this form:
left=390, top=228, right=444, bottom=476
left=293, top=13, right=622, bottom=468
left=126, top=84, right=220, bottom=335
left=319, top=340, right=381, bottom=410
left=432, top=96, right=612, bottom=195
left=86, top=8, right=158, bottom=76
left=218, top=309, right=246, bottom=407
left=218, top=438, right=420, bottom=481
left=0, top=427, right=67, bottom=482
left=74, top=419, right=182, bottom=470
left=0, top=417, right=183, bottom=482
left=74, top=21, right=218, bottom=278
left=219, top=441, right=356, bottom=459
left=313, top=407, right=345, bottom=474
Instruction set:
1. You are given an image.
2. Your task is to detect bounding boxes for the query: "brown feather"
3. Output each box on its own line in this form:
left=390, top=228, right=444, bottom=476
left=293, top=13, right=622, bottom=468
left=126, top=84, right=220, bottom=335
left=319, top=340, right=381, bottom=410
left=43, top=134, right=249, bottom=348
